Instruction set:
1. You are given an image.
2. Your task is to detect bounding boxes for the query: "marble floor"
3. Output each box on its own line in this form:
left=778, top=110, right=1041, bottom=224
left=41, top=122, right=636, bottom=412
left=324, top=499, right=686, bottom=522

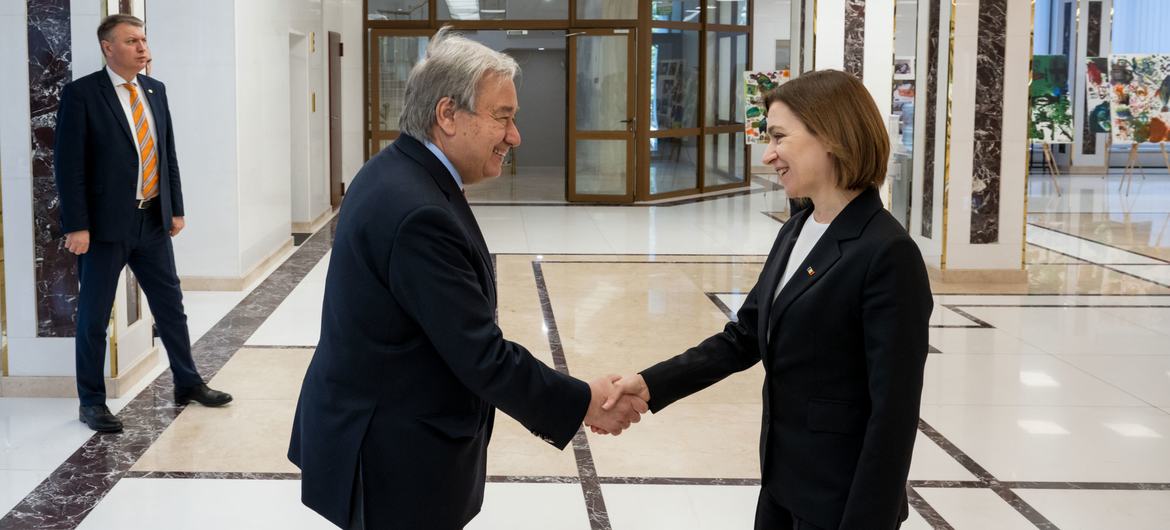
left=2, top=171, right=1170, bottom=529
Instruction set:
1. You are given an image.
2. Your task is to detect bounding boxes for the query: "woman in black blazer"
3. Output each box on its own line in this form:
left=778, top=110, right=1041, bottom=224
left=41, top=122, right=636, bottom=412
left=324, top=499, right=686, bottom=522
left=603, top=70, right=933, bottom=529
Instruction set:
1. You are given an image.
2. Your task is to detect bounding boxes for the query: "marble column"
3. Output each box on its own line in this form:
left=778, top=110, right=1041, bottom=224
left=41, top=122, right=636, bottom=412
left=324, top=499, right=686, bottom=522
left=1073, top=0, right=1112, bottom=166
left=28, top=0, right=76, bottom=337
left=1, top=0, right=158, bottom=392
left=843, top=0, right=865, bottom=79
left=969, top=0, right=1007, bottom=244
left=920, top=0, right=942, bottom=239
left=811, top=0, right=894, bottom=122
left=913, top=0, right=1033, bottom=278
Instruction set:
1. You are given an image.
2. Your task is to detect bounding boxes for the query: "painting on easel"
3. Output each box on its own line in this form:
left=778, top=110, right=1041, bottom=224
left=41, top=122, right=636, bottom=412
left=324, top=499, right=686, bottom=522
left=744, top=70, right=791, bottom=144
left=1108, top=54, right=1170, bottom=144
left=1029, top=55, right=1074, bottom=144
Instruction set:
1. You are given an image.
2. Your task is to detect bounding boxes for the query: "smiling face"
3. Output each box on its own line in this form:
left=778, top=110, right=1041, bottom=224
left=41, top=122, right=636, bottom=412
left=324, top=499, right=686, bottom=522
left=436, top=72, right=522, bottom=186
left=759, top=100, right=838, bottom=199
left=101, top=22, right=149, bottom=77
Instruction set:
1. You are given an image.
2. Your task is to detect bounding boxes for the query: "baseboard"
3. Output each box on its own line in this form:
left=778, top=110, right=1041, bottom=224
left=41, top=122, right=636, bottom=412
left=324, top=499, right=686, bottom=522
left=180, top=237, right=294, bottom=291
left=0, top=345, right=162, bottom=398
left=1064, top=165, right=1108, bottom=174
left=927, top=266, right=1028, bottom=284
left=291, top=208, right=335, bottom=234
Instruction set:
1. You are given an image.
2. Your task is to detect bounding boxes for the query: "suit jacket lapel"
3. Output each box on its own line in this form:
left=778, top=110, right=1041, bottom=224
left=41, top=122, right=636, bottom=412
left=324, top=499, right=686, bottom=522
left=394, top=135, right=497, bottom=302
left=757, top=210, right=805, bottom=356
left=138, top=76, right=167, bottom=148
left=98, top=77, right=135, bottom=148
left=765, top=188, right=885, bottom=340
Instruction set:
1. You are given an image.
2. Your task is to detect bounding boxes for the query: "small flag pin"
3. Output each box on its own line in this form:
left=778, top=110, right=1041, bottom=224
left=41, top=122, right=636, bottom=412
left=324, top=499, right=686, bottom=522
left=806, top=267, right=815, bottom=276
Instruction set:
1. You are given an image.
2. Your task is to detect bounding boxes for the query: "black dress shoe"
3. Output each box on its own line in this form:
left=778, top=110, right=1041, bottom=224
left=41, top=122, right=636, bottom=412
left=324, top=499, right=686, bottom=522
left=175, top=383, right=233, bottom=407
left=79, top=405, right=123, bottom=433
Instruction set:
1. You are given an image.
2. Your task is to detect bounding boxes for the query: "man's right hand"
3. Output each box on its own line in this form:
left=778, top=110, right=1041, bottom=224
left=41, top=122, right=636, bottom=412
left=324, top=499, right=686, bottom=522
left=584, top=375, right=648, bottom=435
left=65, top=230, right=90, bottom=255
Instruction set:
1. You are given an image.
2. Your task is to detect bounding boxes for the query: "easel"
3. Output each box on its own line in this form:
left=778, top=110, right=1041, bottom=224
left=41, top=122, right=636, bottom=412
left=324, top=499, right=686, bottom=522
left=1119, top=143, right=1146, bottom=195
left=1039, top=143, right=1063, bottom=196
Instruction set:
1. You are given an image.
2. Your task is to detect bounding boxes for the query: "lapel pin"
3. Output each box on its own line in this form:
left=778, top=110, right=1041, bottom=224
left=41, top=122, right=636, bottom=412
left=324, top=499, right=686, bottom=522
left=147, top=88, right=154, bottom=94
left=806, top=267, right=815, bottom=276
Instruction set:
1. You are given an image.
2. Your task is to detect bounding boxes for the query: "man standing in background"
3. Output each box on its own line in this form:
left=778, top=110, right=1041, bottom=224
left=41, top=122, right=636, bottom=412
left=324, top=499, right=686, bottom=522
left=54, top=14, right=232, bottom=433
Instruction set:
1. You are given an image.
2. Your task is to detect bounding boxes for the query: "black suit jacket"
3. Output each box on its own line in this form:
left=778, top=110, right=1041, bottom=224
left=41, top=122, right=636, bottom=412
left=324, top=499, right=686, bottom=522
left=54, top=69, right=184, bottom=239
left=288, top=134, right=590, bottom=529
left=641, top=188, right=932, bottom=530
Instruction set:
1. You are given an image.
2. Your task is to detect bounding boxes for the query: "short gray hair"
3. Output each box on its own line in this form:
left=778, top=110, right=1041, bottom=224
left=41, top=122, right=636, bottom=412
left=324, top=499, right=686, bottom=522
left=98, top=14, right=143, bottom=43
left=398, top=27, right=520, bottom=141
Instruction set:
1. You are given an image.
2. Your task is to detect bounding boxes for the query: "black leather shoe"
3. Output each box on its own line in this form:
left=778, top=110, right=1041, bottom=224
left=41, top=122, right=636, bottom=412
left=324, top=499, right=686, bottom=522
left=79, top=405, right=123, bottom=433
left=175, top=383, right=233, bottom=407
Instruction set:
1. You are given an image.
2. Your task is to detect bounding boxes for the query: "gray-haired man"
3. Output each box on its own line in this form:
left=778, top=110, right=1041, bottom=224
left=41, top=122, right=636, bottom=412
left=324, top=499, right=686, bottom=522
left=287, top=28, right=647, bottom=529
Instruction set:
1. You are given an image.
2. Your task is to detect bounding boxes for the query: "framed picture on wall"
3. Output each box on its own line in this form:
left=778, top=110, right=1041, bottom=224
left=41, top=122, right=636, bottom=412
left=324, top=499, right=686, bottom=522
left=893, top=56, right=915, bottom=80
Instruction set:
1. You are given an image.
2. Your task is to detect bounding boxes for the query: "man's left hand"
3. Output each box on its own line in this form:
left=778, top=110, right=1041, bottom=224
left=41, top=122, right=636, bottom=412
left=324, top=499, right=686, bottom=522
left=171, top=216, right=185, bottom=237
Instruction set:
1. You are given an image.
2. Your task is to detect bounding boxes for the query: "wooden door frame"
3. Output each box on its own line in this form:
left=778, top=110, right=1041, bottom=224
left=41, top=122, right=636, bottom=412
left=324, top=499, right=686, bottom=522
left=366, top=28, right=434, bottom=158
left=362, top=0, right=754, bottom=203
left=328, top=31, right=344, bottom=206
left=566, top=27, right=637, bottom=203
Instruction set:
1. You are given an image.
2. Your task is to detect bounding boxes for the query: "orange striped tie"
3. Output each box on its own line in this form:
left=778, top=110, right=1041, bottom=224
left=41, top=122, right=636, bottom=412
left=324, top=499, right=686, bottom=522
left=124, top=82, right=159, bottom=200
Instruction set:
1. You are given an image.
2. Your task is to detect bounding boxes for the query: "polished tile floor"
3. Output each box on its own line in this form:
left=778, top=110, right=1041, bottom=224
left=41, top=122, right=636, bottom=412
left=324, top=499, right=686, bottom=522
left=2, top=171, right=1170, bottom=529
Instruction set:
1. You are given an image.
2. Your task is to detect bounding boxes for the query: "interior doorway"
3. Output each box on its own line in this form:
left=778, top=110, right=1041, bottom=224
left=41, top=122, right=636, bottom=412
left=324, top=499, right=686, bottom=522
left=462, top=30, right=569, bottom=203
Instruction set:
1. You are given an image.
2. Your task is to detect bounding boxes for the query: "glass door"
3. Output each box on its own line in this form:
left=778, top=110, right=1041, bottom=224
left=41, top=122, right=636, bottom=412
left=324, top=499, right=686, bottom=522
left=369, top=29, right=432, bottom=157
left=568, top=28, right=636, bottom=202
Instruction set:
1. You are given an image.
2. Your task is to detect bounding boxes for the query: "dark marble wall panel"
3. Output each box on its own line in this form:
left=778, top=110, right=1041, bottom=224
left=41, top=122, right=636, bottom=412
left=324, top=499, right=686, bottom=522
left=921, top=0, right=941, bottom=239
left=969, top=0, right=1007, bottom=244
left=1082, top=1, right=1103, bottom=155
left=28, top=0, right=77, bottom=337
left=844, top=0, right=865, bottom=79
left=1086, top=1, right=1102, bottom=58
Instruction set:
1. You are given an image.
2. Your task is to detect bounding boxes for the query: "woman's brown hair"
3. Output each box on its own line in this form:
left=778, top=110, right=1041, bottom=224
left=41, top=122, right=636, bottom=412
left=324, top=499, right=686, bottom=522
left=763, top=70, right=890, bottom=190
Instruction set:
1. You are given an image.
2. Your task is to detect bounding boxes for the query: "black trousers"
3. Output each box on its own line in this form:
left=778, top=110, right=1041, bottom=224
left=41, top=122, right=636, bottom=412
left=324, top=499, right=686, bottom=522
left=755, top=489, right=825, bottom=530
left=75, top=202, right=202, bottom=405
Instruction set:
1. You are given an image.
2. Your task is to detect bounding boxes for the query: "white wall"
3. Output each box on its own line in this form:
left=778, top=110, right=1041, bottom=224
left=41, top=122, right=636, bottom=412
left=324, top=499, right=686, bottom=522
left=863, top=1, right=895, bottom=126
left=150, top=0, right=242, bottom=279
left=329, top=0, right=365, bottom=187
left=235, top=0, right=295, bottom=273
left=289, top=0, right=331, bottom=224
left=815, top=0, right=846, bottom=70
left=289, top=32, right=312, bottom=225
left=152, top=0, right=352, bottom=281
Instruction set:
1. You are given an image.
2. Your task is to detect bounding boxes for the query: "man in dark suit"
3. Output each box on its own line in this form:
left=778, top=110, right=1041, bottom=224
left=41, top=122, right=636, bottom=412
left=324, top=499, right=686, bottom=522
left=54, top=14, right=231, bottom=433
left=288, top=28, right=646, bottom=529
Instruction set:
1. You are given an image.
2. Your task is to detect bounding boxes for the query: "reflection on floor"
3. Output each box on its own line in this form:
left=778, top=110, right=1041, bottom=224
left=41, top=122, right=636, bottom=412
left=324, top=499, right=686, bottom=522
left=3, top=171, right=1170, bottom=529
left=467, top=166, right=568, bottom=203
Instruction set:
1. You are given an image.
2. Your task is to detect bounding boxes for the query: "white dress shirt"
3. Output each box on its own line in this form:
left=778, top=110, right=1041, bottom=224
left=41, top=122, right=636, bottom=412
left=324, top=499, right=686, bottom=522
left=775, top=214, right=832, bottom=301
left=106, top=66, right=158, bottom=200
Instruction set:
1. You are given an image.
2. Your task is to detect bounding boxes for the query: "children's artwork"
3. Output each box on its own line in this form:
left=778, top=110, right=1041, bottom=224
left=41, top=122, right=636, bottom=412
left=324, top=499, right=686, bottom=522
left=1029, top=55, right=1074, bottom=144
left=1085, top=57, right=1110, bottom=134
left=1109, top=54, right=1170, bottom=143
left=744, top=70, right=791, bottom=144
left=893, top=56, right=915, bottom=80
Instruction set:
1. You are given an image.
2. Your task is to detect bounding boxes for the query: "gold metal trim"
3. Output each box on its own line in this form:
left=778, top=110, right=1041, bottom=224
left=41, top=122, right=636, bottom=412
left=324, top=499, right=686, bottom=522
left=1022, top=0, right=1036, bottom=269
left=886, top=0, right=900, bottom=210
left=109, top=294, right=119, bottom=379
left=941, top=0, right=957, bottom=270
left=1, top=151, right=6, bottom=377
left=812, top=0, right=818, bottom=70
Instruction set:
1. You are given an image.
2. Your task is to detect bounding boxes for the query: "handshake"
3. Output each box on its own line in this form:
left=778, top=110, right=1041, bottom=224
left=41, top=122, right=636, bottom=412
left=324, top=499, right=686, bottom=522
left=583, top=374, right=651, bottom=436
